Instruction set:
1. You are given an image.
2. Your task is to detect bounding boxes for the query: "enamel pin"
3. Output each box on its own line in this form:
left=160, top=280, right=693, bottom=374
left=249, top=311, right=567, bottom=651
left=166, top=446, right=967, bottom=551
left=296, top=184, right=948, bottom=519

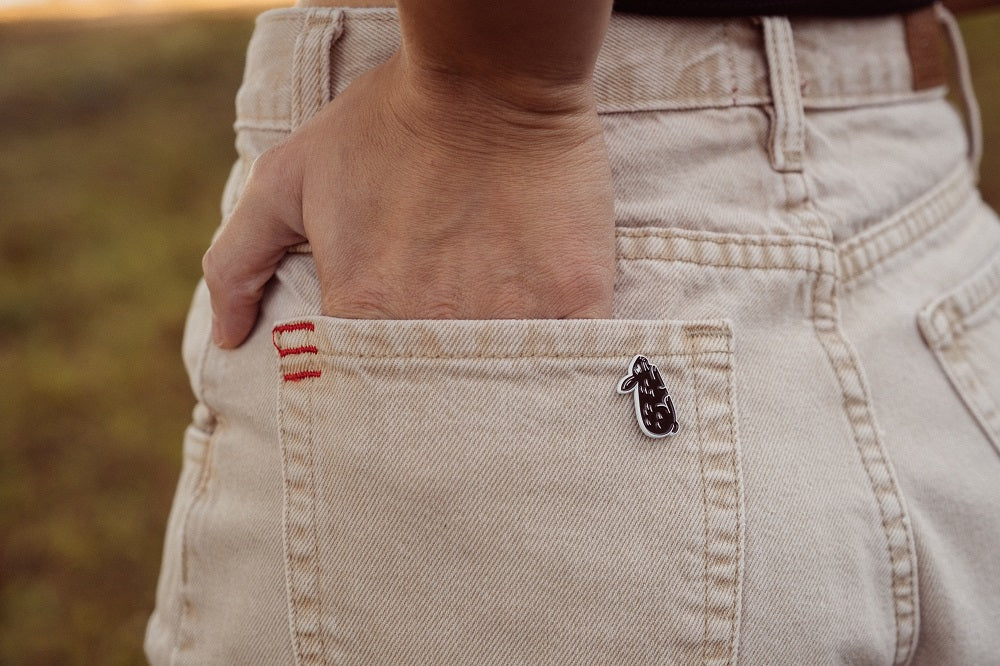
left=617, top=355, right=679, bottom=438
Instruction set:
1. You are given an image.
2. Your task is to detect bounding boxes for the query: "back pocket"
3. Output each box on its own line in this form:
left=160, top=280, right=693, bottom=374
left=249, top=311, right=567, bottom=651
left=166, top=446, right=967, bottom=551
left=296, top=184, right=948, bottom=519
left=273, top=317, right=743, bottom=665
left=918, top=251, right=1000, bottom=455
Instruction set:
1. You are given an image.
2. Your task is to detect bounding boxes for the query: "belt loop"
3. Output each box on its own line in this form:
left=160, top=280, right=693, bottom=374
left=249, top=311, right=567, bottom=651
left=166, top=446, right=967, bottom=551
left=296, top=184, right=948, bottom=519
left=935, top=3, right=983, bottom=178
left=292, top=9, right=345, bottom=128
left=761, top=16, right=805, bottom=173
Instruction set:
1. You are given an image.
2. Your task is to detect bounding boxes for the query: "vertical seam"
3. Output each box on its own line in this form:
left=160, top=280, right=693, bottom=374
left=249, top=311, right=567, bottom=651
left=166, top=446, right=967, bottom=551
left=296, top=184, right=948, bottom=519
left=954, top=340, right=1000, bottom=445
left=170, top=287, right=219, bottom=662
left=278, top=323, right=328, bottom=666
left=279, top=377, right=299, bottom=666
left=932, top=317, right=1000, bottom=454
left=689, top=332, right=711, bottom=666
left=809, top=251, right=919, bottom=666
left=172, top=426, right=216, bottom=663
left=304, top=373, right=327, bottom=665
left=723, top=20, right=739, bottom=106
left=724, top=339, right=743, bottom=666
left=792, top=172, right=835, bottom=242
left=687, top=326, right=743, bottom=666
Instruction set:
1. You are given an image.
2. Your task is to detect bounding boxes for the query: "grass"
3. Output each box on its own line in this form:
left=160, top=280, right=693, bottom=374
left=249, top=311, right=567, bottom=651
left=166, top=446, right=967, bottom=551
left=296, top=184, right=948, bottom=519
left=0, top=13, right=254, bottom=664
left=0, top=8, right=998, bottom=664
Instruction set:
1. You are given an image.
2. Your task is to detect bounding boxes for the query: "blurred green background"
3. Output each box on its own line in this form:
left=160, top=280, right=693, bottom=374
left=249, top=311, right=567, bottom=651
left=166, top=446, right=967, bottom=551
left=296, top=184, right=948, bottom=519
left=1, top=8, right=998, bottom=664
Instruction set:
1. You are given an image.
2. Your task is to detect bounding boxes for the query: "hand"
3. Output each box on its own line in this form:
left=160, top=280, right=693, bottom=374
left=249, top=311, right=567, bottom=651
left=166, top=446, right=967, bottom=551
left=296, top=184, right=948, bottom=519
left=203, top=52, right=616, bottom=348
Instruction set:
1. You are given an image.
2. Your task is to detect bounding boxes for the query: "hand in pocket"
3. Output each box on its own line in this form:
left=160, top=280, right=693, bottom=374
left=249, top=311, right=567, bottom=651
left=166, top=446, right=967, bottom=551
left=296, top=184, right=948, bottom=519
left=203, top=52, right=616, bottom=348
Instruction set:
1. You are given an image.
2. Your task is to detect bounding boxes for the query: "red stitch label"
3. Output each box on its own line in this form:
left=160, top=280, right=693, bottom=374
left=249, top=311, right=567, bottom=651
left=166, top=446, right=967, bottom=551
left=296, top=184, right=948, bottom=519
left=274, top=322, right=320, bottom=380
left=273, top=322, right=315, bottom=334
left=273, top=321, right=316, bottom=351
left=278, top=345, right=318, bottom=358
left=283, top=370, right=322, bottom=382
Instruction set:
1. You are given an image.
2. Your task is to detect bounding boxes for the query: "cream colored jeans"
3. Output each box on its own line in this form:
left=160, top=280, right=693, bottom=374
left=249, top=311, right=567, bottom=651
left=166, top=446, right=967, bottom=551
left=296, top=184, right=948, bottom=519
left=146, top=7, right=1000, bottom=665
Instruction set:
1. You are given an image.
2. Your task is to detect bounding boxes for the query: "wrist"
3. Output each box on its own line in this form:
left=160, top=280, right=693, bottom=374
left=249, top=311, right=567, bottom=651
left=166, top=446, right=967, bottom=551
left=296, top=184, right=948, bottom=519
left=395, top=0, right=611, bottom=116
left=384, top=51, right=603, bottom=157
left=408, top=59, right=597, bottom=118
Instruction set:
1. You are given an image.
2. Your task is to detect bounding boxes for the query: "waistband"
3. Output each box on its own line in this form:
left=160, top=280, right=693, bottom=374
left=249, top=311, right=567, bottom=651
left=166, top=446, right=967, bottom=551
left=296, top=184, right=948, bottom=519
left=235, top=5, right=949, bottom=132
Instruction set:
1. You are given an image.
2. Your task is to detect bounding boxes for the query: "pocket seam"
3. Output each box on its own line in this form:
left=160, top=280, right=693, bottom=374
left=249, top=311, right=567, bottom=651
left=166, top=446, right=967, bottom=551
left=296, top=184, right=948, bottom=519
left=917, top=251, right=1000, bottom=453
left=312, top=350, right=720, bottom=360
left=686, top=327, right=743, bottom=665
left=279, top=372, right=326, bottom=666
left=918, top=251, right=1000, bottom=350
left=171, top=425, right=216, bottom=657
left=273, top=318, right=733, bottom=367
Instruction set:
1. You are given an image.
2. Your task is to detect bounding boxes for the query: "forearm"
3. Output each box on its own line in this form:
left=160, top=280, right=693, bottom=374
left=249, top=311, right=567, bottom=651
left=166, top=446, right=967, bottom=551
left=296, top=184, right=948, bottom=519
left=395, top=0, right=614, bottom=109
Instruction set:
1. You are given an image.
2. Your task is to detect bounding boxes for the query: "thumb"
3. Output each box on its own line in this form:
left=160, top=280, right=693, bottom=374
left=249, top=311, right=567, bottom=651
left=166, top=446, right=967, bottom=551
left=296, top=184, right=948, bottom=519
left=202, top=149, right=306, bottom=349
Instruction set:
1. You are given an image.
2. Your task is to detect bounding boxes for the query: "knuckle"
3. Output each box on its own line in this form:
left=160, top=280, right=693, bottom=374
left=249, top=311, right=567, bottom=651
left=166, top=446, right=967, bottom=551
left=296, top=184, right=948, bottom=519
left=201, top=248, right=222, bottom=293
left=202, top=247, right=250, bottom=302
left=247, top=143, right=290, bottom=185
left=201, top=247, right=236, bottom=294
left=201, top=246, right=218, bottom=278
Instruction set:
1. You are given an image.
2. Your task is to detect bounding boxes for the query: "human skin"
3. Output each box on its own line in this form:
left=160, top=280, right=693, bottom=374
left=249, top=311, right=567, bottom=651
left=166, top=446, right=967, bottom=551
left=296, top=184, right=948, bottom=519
left=203, top=0, right=616, bottom=348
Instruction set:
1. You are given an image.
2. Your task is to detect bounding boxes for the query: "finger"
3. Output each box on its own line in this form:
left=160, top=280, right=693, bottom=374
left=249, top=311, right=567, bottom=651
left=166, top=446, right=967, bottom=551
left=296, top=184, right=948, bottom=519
left=203, top=150, right=306, bottom=349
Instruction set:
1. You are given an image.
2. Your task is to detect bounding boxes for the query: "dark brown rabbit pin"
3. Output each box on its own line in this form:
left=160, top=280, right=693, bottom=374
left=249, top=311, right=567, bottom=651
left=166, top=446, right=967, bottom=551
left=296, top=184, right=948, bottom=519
left=617, top=355, right=679, bottom=438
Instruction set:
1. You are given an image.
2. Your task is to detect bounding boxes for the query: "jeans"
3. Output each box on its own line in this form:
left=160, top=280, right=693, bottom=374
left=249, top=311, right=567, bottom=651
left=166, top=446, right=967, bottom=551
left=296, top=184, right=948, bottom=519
left=146, top=6, right=1000, bottom=664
